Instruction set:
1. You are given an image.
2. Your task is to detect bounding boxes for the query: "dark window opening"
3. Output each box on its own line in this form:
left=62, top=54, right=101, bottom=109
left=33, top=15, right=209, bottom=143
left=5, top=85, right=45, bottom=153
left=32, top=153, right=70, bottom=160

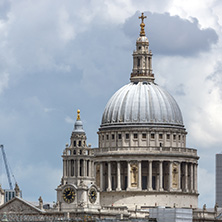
left=137, top=58, right=140, bottom=67
left=118, top=134, right=122, bottom=140
left=142, top=176, right=147, bottom=190
left=112, top=134, right=115, bottom=140
left=74, top=141, right=76, bottom=147
left=151, top=133, right=155, bottom=139
left=159, top=134, right=163, bottom=139
left=126, top=133, right=129, bottom=139
left=106, top=135, right=109, bottom=140
left=142, top=133, right=146, bottom=139
left=167, top=134, right=170, bottom=140
left=78, top=141, right=81, bottom=146
left=133, top=133, right=138, bottom=139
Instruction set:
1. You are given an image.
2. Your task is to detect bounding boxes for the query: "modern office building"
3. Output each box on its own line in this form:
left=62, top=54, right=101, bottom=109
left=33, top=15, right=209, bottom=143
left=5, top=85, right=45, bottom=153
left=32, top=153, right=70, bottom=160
left=216, top=153, right=222, bottom=206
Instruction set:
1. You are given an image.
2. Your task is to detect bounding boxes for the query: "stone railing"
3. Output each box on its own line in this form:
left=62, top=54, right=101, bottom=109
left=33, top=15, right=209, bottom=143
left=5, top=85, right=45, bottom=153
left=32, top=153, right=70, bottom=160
left=93, top=146, right=197, bottom=156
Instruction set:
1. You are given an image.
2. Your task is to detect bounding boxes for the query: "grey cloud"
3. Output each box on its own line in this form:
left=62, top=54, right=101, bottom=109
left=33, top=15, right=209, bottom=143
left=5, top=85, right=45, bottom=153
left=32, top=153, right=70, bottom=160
left=207, top=62, right=222, bottom=99
left=0, top=0, right=10, bottom=20
left=123, top=11, right=218, bottom=56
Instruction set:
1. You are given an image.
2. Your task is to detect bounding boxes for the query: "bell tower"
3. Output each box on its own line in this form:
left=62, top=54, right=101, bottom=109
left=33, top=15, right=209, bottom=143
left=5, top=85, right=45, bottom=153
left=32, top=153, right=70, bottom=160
left=56, top=110, right=100, bottom=212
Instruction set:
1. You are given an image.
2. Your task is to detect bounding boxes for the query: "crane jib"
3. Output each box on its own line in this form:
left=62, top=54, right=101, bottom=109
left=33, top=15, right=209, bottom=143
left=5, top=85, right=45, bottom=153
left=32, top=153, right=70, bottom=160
left=0, top=144, right=14, bottom=190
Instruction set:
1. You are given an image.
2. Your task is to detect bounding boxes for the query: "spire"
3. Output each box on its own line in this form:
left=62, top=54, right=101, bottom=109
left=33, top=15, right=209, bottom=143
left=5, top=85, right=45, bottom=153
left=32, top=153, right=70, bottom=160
left=139, top=13, right=147, bottom=36
left=130, top=12, right=154, bottom=83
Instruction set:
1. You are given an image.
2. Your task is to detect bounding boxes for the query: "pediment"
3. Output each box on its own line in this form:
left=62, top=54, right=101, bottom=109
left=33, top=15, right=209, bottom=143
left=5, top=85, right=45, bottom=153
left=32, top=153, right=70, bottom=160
left=0, top=197, right=43, bottom=214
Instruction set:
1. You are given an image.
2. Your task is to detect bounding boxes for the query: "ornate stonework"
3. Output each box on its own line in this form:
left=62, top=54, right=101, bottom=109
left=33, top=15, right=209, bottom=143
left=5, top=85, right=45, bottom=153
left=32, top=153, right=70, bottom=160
left=130, top=163, right=138, bottom=187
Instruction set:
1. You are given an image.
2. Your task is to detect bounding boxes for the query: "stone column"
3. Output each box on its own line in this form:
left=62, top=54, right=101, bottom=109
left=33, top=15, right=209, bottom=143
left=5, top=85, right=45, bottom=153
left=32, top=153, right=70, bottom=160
left=94, top=162, right=97, bottom=178
left=169, top=161, right=172, bottom=191
left=107, top=162, right=112, bottom=191
left=159, top=161, right=163, bottom=191
left=138, top=161, right=142, bottom=190
left=150, top=56, right=153, bottom=73
left=83, top=160, right=86, bottom=177
left=178, top=162, right=181, bottom=191
left=148, top=160, right=153, bottom=191
left=90, top=160, right=93, bottom=178
left=77, top=159, right=80, bottom=177
left=63, top=160, right=66, bottom=177
left=145, top=56, right=148, bottom=72
left=127, top=161, right=130, bottom=190
left=116, top=161, right=121, bottom=191
left=66, top=160, right=69, bottom=176
left=184, top=162, right=188, bottom=192
left=100, top=162, right=104, bottom=191
left=190, top=163, right=194, bottom=192
left=194, top=163, right=198, bottom=192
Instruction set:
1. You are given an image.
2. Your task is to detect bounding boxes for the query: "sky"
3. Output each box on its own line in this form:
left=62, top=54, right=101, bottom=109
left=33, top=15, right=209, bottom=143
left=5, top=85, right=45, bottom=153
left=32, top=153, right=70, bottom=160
left=0, top=0, right=221, bottom=209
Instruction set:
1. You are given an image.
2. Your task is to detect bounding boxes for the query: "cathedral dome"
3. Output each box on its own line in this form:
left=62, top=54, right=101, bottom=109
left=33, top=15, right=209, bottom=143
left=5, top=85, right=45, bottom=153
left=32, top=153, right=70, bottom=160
left=101, top=81, right=183, bottom=128
left=100, top=13, right=184, bottom=130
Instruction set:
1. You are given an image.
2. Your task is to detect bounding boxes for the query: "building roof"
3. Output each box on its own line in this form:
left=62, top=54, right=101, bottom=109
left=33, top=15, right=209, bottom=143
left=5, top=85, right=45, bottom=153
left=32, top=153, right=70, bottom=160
left=101, top=82, right=184, bottom=129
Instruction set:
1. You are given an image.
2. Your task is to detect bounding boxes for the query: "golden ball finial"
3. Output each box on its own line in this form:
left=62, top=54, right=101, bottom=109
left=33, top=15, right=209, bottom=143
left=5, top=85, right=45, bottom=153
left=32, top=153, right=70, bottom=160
left=77, top=109, right=81, bottom=120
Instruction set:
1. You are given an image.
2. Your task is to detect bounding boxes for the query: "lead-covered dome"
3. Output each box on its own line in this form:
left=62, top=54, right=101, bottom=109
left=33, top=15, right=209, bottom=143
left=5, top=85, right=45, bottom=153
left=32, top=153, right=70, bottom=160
left=101, top=82, right=183, bottom=128
left=100, top=13, right=184, bottom=130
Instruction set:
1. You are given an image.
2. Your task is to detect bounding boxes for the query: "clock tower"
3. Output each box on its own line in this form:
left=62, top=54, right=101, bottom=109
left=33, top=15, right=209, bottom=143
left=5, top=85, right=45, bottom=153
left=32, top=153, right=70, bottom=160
left=56, top=110, right=100, bottom=212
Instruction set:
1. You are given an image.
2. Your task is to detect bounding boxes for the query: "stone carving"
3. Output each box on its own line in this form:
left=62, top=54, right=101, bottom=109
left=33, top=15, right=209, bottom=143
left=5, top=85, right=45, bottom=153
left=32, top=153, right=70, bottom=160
left=78, top=201, right=85, bottom=207
left=14, top=183, right=20, bottom=197
left=130, top=163, right=138, bottom=187
left=79, top=180, right=87, bottom=188
left=0, top=199, right=40, bottom=214
left=172, top=162, right=179, bottom=189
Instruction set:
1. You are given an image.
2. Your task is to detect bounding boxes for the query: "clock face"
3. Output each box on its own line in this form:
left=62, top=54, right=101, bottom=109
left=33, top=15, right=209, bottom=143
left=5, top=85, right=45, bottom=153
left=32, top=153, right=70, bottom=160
left=63, top=187, right=75, bottom=203
left=89, top=188, right=97, bottom=204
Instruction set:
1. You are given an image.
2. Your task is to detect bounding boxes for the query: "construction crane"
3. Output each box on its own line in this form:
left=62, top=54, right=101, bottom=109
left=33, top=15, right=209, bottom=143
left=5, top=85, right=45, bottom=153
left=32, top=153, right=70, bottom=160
left=0, top=144, right=14, bottom=190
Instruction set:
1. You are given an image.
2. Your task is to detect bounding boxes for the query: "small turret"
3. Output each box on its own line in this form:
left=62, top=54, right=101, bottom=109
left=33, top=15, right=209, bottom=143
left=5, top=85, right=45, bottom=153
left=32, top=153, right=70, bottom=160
left=73, top=109, right=85, bottom=134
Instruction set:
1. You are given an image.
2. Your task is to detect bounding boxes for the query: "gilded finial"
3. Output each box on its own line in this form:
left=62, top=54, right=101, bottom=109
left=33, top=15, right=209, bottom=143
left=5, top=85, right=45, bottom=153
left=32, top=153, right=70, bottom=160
left=77, top=109, right=81, bottom=120
left=139, top=12, right=147, bottom=36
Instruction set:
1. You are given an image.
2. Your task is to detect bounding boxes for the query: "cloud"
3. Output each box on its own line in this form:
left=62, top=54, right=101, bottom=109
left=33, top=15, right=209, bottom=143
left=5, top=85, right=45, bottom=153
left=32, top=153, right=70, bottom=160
left=207, top=61, right=222, bottom=99
left=123, top=11, right=218, bottom=56
left=0, top=0, right=10, bottom=21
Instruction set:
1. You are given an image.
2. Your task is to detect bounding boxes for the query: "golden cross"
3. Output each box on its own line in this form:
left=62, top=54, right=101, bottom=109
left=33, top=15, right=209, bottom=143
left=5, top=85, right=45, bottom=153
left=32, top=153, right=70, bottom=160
left=139, top=13, right=147, bottom=24
left=138, top=13, right=147, bottom=36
